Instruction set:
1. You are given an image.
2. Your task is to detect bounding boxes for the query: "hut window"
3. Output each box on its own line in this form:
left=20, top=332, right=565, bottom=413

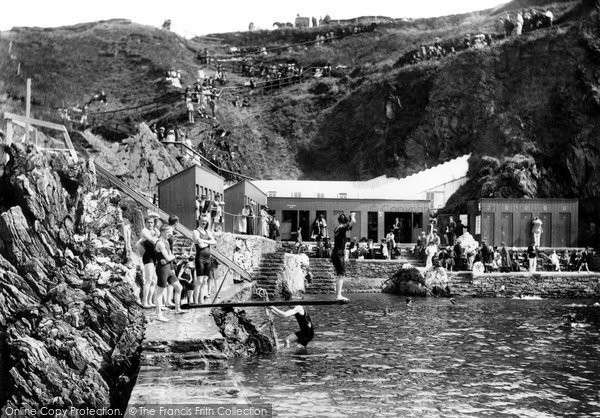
left=338, top=193, right=347, bottom=199
left=316, top=193, right=325, bottom=198
left=292, top=192, right=302, bottom=198
left=268, top=191, right=277, bottom=197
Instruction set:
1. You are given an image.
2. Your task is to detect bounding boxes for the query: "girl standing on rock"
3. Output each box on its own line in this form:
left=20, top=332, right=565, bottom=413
left=331, top=212, right=355, bottom=301
left=140, top=214, right=159, bottom=308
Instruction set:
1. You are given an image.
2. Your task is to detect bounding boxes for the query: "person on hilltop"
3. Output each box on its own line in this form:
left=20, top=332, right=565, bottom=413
left=186, top=98, right=195, bottom=124
left=515, top=12, right=524, bottom=35
left=331, top=212, right=356, bottom=301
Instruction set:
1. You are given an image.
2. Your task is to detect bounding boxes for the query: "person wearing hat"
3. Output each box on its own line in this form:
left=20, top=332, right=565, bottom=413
left=157, top=126, right=165, bottom=142
left=259, top=205, right=270, bottom=238
left=193, top=215, right=217, bottom=304
left=154, top=224, right=184, bottom=321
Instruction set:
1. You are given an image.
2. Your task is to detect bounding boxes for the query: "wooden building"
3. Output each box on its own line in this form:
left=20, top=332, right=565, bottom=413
left=224, top=180, right=267, bottom=234
left=263, top=196, right=430, bottom=242
left=467, top=198, right=579, bottom=247
left=157, top=165, right=224, bottom=230
left=252, top=155, right=470, bottom=242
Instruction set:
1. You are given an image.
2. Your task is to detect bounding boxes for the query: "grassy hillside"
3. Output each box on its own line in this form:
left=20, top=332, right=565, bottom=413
left=1, top=0, right=599, bottom=209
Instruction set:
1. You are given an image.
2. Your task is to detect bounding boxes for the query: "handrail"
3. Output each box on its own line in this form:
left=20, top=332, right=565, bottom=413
left=162, top=140, right=256, bottom=181
left=213, top=25, right=374, bottom=60
left=88, top=92, right=183, bottom=117
left=215, top=66, right=323, bottom=98
left=94, top=163, right=252, bottom=281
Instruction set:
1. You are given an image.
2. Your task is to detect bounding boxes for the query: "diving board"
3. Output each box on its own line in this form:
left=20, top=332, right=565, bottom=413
left=185, top=299, right=350, bottom=308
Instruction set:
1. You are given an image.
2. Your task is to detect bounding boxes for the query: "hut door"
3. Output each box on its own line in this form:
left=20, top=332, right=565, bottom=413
left=500, top=212, right=513, bottom=246
left=367, top=212, right=378, bottom=242
left=558, top=213, right=571, bottom=247
left=540, top=213, right=552, bottom=247
left=481, top=212, right=495, bottom=245
left=519, top=213, right=532, bottom=247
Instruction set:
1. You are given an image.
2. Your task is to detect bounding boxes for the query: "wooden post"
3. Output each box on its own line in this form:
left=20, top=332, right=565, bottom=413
left=25, top=78, right=31, bottom=143
left=17, top=62, right=20, bottom=76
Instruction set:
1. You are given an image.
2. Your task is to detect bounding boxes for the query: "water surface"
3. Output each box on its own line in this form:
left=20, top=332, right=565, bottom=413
left=207, top=294, right=600, bottom=417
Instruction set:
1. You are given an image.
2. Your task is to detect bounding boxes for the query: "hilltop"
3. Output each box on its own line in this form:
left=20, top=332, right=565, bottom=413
left=0, top=0, right=599, bottom=210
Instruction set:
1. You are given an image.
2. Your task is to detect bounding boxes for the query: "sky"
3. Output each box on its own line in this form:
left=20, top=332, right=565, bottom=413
left=1, top=0, right=507, bottom=38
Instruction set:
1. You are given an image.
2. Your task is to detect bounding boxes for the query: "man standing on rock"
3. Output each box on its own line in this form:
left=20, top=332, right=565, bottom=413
left=331, top=212, right=355, bottom=301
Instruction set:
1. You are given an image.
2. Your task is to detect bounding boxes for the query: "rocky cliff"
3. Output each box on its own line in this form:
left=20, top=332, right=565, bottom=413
left=0, top=144, right=144, bottom=412
left=1, top=1, right=599, bottom=206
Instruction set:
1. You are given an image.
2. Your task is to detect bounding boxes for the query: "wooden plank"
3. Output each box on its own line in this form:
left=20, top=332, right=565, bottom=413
left=187, top=299, right=350, bottom=308
left=4, top=112, right=67, bottom=132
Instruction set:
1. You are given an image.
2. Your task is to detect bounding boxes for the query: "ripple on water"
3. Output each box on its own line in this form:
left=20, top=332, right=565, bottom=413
left=216, top=295, right=600, bottom=417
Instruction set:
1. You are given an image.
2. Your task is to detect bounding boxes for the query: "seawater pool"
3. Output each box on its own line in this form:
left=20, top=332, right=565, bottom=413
left=201, top=294, right=600, bottom=417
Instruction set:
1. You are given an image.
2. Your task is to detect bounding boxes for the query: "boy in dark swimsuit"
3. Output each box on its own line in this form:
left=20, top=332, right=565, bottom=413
left=268, top=288, right=314, bottom=348
left=331, top=212, right=356, bottom=301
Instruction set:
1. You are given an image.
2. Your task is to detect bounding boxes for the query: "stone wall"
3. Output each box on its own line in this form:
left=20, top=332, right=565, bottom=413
left=306, top=255, right=600, bottom=298
left=213, top=233, right=278, bottom=286
left=307, top=259, right=404, bottom=293
left=448, top=272, right=600, bottom=298
left=0, top=144, right=145, bottom=412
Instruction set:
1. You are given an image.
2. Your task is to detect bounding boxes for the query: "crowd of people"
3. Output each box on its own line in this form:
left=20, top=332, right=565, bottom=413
left=404, top=8, right=554, bottom=67
left=135, top=194, right=230, bottom=321
left=234, top=204, right=280, bottom=240
left=502, top=9, right=554, bottom=37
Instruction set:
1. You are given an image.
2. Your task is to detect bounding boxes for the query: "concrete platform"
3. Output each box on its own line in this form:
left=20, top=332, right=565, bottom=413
left=127, top=281, right=255, bottom=408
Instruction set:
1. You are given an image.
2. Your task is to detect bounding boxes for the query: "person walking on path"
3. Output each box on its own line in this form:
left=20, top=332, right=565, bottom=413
left=331, top=212, right=356, bottom=301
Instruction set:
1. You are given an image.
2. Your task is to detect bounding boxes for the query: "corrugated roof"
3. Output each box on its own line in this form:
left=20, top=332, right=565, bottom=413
left=251, top=154, right=470, bottom=199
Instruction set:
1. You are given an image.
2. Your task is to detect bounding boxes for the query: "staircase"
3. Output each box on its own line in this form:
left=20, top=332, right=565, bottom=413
left=400, top=249, right=426, bottom=267
left=252, top=250, right=286, bottom=297
left=306, top=258, right=336, bottom=294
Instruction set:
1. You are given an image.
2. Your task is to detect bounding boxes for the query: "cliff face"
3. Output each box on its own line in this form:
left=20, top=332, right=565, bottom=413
left=1, top=1, right=598, bottom=206
left=300, top=21, right=599, bottom=189
left=0, top=144, right=144, bottom=411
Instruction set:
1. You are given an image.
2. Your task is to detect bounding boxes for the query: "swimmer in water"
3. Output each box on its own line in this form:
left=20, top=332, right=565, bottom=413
left=268, top=287, right=314, bottom=348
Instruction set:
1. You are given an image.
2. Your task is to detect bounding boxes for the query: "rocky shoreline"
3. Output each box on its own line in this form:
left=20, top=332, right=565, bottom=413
left=0, top=144, right=272, bottom=412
